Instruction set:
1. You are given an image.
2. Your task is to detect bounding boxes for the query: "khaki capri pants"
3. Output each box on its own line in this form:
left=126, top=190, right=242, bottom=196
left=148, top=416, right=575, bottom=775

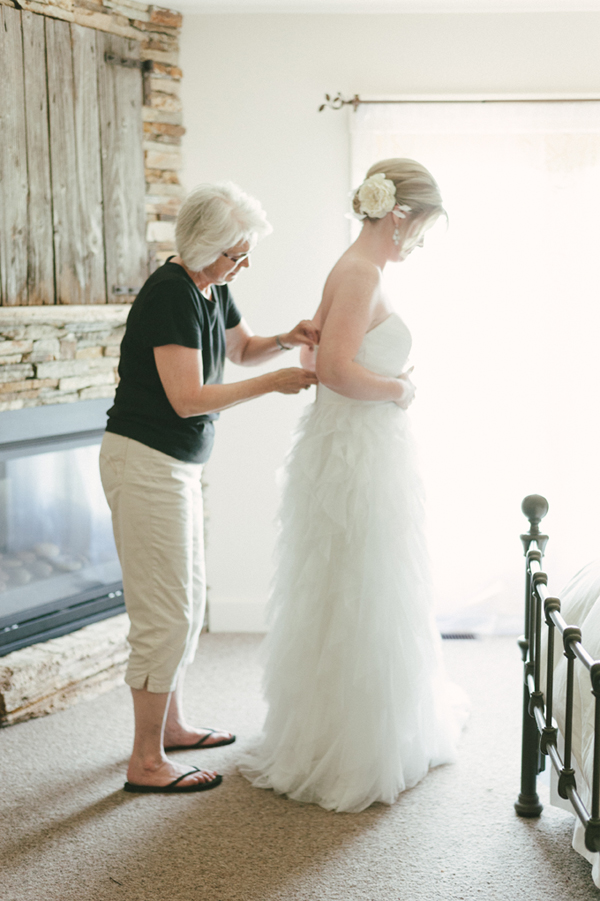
left=99, top=432, right=206, bottom=693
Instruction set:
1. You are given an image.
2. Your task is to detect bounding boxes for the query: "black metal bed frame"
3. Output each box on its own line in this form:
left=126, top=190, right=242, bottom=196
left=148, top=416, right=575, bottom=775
left=516, top=494, right=600, bottom=854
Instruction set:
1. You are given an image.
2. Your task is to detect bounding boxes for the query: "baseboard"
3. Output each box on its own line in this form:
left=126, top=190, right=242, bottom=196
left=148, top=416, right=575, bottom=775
left=206, top=600, right=519, bottom=636
left=208, top=599, right=267, bottom=633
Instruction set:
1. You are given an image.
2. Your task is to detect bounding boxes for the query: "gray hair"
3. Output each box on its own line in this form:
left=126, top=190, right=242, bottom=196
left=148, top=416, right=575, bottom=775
left=175, top=182, right=273, bottom=270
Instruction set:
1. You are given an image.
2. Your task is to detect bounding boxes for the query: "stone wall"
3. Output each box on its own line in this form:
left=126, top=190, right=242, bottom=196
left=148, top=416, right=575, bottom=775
left=0, top=306, right=130, bottom=413
left=0, top=0, right=186, bottom=723
left=0, top=614, right=130, bottom=726
left=0, top=0, right=188, bottom=717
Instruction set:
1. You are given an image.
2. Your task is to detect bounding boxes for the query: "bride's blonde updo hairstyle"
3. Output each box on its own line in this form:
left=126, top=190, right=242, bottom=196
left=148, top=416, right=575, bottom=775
left=352, top=158, right=446, bottom=228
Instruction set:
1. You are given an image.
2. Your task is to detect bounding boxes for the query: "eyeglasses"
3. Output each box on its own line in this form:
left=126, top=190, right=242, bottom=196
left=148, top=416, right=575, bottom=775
left=222, top=250, right=251, bottom=264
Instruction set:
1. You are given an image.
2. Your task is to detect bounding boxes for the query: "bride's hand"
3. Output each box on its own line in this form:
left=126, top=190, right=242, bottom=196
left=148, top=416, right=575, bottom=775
left=394, top=368, right=416, bottom=409
left=280, top=320, right=320, bottom=350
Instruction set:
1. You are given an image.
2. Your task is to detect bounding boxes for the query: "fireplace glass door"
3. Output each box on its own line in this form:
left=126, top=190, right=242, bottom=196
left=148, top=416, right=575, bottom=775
left=0, top=440, right=123, bottom=654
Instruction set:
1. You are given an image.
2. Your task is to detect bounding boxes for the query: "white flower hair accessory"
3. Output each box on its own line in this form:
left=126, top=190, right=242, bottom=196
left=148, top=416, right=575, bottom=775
left=348, top=173, right=412, bottom=221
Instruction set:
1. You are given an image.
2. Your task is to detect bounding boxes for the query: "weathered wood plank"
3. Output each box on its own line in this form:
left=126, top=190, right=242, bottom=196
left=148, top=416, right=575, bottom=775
left=0, top=7, right=29, bottom=306
left=72, top=23, right=106, bottom=303
left=15, top=0, right=74, bottom=23
left=22, top=10, right=55, bottom=305
left=97, top=31, right=148, bottom=299
left=72, top=7, right=143, bottom=41
left=45, top=17, right=86, bottom=304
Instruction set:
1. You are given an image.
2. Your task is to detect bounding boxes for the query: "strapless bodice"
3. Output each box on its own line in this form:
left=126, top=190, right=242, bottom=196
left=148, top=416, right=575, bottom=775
left=317, top=312, right=412, bottom=407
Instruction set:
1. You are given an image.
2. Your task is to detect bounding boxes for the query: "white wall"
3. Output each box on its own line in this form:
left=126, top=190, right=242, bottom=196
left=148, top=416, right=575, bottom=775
left=180, top=12, right=600, bottom=630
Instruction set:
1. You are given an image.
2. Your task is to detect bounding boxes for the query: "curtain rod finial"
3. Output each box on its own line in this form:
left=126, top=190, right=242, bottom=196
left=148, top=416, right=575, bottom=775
left=319, top=93, right=360, bottom=112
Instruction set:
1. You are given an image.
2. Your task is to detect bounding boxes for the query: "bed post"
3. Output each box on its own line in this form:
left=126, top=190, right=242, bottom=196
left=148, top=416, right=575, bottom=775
left=515, top=494, right=549, bottom=818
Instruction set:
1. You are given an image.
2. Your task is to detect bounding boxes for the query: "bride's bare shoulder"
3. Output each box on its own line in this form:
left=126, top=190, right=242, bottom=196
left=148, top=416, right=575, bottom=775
left=315, top=253, right=382, bottom=327
left=325, top=254, right=381, bottom=295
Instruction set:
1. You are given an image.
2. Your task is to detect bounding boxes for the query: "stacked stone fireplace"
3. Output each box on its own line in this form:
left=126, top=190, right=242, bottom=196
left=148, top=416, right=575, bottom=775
left=0, top=0, right=184, bottom=726
left=0, top=306, right=132, bottom=725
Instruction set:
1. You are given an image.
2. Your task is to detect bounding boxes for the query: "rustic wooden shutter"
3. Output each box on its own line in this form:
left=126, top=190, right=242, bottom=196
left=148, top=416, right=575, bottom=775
left=46, top=18, right=106, bottom=305
left=0, top=7, right=147, bottom=306
left=97, top=33, right=148, bottom=302
left=22, top=11, right=54, bottom=306
left=0, top=6, right=29, bottom=306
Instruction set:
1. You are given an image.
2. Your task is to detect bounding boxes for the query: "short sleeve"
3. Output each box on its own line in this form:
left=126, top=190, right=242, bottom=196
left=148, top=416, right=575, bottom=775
left=141, top=279, right=203, bottom=349
left=224, top=288, right=242, bottom=330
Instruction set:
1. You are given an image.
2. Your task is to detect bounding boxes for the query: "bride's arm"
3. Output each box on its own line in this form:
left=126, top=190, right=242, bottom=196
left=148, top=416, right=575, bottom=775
left=315, top=261, right=407, bottom=403
left=299, top=308, right=321, bottom=372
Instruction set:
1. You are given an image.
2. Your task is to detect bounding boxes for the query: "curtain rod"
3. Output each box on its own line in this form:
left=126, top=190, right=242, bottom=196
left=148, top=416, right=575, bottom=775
left=319, top=92, right=600, bottom=111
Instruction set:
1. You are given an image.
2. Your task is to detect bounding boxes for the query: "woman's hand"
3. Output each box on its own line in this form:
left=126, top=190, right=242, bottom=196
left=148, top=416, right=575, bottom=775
left=226, top=319, right=320, bottom=366
left=394, top=367, right=416, bottom=409
left=155, top=345, right=318, bottom=417
left=272, top=367, right=319, bottom=394
left=279, top=320, right=320, bottom=350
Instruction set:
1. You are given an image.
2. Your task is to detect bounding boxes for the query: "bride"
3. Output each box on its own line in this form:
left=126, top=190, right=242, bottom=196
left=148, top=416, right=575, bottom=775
left=238, top=159, right=468, bottom=813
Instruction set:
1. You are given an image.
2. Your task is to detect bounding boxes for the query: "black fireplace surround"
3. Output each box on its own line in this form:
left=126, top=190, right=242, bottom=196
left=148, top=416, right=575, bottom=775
left=0, top=399, right=124, bottom=656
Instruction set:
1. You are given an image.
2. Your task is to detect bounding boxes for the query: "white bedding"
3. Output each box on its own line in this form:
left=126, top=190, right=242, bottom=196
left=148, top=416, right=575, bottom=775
left=542, top=560, right=600, bottom=885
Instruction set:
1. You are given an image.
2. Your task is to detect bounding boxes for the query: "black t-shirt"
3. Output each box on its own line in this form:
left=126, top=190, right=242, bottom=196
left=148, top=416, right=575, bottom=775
left=106, top=260, right=242, bottom=463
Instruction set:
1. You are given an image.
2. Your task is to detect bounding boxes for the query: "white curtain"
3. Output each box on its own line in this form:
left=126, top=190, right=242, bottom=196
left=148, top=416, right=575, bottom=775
left=351, top=101, right=600, bottom=633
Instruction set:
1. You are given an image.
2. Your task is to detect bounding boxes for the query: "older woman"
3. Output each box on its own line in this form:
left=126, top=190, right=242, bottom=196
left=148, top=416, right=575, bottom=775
left=100, top=182, right=318, bottom=794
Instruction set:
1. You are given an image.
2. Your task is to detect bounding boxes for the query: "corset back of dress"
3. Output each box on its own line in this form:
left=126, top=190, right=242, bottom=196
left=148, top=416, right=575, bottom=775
left=317, top=312, right=412, bottom=407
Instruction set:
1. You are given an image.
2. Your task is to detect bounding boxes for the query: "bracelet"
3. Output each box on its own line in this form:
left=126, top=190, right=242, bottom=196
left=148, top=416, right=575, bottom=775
left=275, top=335, right=292, bottom=351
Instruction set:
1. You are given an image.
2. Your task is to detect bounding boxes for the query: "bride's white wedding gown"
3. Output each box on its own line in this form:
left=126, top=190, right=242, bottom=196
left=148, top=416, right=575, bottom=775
left=238, top=312, right=469, bottom=812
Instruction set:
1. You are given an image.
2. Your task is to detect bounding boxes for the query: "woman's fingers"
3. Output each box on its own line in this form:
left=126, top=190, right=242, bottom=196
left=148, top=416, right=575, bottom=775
left=274, top=367, right=319, bottom=395
left=286, top=320, right=321, bottom=348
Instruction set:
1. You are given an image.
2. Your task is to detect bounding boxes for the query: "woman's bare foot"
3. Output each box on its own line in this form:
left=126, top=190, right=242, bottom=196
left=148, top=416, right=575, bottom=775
left=163, top=726, right=234, bottom=749
left=127, top=756, right=218, bottom=788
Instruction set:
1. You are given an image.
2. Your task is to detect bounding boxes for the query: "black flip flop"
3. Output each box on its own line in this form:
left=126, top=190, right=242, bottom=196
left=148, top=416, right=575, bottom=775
left=164, top=729, right=236, bottom=752
left=124, top=766, right=222, bottom=793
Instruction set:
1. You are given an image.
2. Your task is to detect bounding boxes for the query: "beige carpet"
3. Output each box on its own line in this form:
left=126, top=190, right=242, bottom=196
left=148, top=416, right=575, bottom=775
left=0, top=634, right=598, bottom=900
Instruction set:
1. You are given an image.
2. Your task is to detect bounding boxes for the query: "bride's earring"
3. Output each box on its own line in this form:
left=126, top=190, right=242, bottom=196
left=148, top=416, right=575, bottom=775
left=393, top=226, right=402, bottom=246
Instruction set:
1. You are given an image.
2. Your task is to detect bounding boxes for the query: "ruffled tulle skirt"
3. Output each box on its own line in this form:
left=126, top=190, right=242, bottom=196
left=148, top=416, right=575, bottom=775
left=238, top=392, right=468, bottom=812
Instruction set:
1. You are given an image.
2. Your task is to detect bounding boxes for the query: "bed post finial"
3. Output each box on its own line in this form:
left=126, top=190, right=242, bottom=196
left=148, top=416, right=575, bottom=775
left=515, top=495, right=549, bottom=819
left=521, top=494, right=549, bottom=555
